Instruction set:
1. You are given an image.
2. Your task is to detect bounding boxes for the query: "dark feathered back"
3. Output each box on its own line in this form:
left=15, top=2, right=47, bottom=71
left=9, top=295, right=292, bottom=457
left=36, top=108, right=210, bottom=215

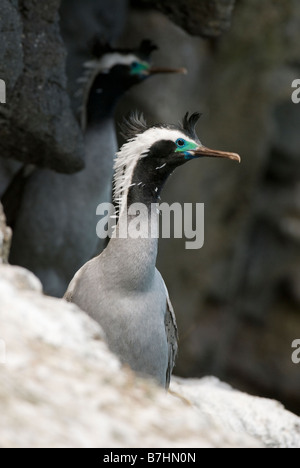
left=89, top=37, right=113, bottom=58
left=138, top=40, right=158, bottom=60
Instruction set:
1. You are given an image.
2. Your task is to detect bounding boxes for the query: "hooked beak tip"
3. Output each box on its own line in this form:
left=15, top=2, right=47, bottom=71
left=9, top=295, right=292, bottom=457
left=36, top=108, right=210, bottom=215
left=226, top=153, right=241, bottom=163
left=192, top=146, right=241, bottom=164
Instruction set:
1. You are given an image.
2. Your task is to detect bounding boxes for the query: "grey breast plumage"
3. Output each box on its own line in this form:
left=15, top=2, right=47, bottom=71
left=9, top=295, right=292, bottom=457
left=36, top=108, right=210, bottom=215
left=64, top=252, right=178, bottom=388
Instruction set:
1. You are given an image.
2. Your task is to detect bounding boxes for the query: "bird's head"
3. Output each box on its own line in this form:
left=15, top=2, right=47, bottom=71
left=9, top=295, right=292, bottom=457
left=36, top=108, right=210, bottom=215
left=81, top=39, right=186, bottom=127
left=128, top=39, right=187, bottom=81
left=89, top=38, right=186, bottom=86
left=114, top=112, right=240, bottom=211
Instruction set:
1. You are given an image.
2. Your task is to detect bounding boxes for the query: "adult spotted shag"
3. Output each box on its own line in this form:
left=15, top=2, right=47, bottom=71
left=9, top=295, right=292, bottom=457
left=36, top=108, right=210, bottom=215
left=64, top=112, right=240, bottom=388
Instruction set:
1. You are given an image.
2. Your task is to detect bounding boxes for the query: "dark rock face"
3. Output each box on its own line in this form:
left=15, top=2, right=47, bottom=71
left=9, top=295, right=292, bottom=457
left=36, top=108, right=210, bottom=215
left=131, top=0, right=236, bottom=37
left=0, top=0, right=84, bottom=173
left=0, top=0, right=23, bottom=91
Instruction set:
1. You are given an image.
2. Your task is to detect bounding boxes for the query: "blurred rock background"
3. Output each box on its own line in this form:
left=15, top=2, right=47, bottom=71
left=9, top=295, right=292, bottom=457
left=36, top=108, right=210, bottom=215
left=1, top=0, right=299, bottom=416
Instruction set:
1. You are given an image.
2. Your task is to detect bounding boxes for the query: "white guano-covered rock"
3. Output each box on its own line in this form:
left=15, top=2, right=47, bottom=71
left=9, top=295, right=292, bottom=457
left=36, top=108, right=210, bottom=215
left=0, top=264, right=298, bottom=448
left=171, top=378, right=300, bottom=449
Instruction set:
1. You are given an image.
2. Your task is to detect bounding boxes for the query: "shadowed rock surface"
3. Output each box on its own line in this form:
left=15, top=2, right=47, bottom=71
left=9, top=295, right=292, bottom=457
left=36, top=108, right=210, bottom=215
left=0, top=0, right=84, bottom=174
left=131, top=0, right=236, bottom=37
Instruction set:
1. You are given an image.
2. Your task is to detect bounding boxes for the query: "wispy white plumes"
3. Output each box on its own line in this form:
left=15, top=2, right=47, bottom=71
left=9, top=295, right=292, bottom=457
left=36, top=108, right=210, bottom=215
left=113, top=127, right=195, bottom=216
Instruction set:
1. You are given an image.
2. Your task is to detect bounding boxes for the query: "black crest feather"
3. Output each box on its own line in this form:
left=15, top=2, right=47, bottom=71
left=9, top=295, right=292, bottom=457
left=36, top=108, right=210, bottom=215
left=181, top=112, right=202, bottom=140
left=89, top=36, right=113, bottom=58
left=120, top=111, right=202, bottom=141
left=89, top=36, right=158, bottom=60
left=138, top=39, right=159, bottom=59
left=120, top=111, right=149, bottom=140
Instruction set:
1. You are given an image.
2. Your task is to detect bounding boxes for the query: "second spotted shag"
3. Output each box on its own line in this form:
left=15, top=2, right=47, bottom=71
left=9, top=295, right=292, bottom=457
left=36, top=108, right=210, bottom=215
left=64, top=112, right=240, bottom=388
left=4, top=41, right=184, bottom=297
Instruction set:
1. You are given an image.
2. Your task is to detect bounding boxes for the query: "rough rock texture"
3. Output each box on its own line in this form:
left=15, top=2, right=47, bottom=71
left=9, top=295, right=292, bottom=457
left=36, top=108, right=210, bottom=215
left=131, top=0, right=236, bottom=37
left=0, top=203, right=11, bottom=264
left=0, top=265, right=261, bottom=448
left=0, top=0, right=84, bottom=173
left=172, top=378, right=300, bottom=449
left=117, top=0, right=300, bottom=414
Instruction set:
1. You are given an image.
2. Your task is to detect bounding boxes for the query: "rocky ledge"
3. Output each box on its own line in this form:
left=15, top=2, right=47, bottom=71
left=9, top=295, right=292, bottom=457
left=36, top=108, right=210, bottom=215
left=0, top=262, right=299, bottom=448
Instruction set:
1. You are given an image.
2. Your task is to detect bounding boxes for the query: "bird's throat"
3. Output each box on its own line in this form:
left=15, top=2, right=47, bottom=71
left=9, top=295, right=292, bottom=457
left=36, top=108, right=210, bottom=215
left=106, top=205, right=159, bottom=289
left=86, top=72, right=129, bottom=123
left=106, top=152, right=172, bottom=287
left=126, top=157, right=171, bottom=208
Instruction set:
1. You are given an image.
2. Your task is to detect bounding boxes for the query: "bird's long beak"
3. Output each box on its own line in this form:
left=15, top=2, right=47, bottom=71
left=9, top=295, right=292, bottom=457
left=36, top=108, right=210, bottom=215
left=190, top=146, right=241, bottom=163
left=148, top=67, right=188, bottom=75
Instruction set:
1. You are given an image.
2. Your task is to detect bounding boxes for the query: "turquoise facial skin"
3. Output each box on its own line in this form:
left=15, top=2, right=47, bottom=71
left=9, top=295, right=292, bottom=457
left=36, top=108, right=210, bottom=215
left=175, top=139, right=199, bottom=159
left=130, top=62, right=150, bottom=76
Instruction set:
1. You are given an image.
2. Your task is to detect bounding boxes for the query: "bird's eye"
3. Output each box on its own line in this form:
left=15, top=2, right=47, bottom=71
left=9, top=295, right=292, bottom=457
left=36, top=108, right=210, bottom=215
left=132, top=62, right=139, bottom=69
left=176, top=138, right=186, bottom=148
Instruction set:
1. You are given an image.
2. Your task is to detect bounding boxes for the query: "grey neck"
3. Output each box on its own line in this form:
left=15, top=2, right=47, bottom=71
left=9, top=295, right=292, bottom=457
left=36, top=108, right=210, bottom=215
left=85, top=117, right=115, bottom=164
left=104, top=205, right=159, bottom=291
